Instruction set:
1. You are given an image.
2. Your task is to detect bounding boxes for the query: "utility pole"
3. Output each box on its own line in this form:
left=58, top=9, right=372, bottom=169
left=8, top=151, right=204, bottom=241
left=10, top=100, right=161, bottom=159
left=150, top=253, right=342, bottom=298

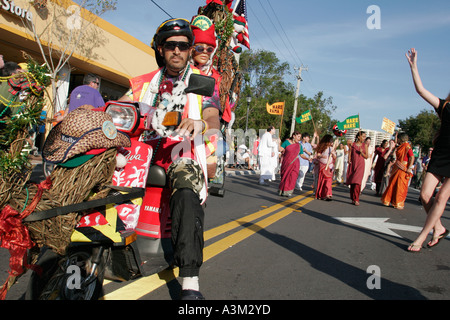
left=290, top=65, right=308, bottom=136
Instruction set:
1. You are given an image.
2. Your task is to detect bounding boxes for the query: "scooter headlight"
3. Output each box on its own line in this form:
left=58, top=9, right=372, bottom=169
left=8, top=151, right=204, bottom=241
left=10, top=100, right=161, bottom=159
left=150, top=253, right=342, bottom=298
left=105, top=102, right=139, bottom=133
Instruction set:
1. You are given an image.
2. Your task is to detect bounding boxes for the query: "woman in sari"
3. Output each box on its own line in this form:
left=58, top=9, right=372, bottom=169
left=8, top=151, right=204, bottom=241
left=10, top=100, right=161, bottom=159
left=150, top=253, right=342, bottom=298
left=315, top=134, right=337, bottom=201
left=278, top=132, right=302, bottom=197
left=346, top=131, right=369, bottom=205
left=381, top=133, right=414, bottom=210
left=361, top=137, right=374, bottom=192
left=373, top=140, right=395, bottom=195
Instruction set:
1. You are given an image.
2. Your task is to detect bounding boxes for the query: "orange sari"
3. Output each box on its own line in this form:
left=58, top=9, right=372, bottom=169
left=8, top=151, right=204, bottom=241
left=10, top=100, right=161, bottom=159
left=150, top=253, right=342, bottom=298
left=381, top=142, right=413, bottom=209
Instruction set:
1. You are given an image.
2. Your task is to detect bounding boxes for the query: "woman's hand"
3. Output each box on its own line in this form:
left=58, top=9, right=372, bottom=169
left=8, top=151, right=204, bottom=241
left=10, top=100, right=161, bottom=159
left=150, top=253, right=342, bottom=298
left=405, top=48, right=417, bottom=69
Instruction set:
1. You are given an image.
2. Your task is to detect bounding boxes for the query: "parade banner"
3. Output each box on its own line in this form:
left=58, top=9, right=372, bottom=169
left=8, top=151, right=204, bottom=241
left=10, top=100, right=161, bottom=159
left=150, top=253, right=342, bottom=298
left=336, top=114, right=360, bottom=130
left=296, top=109, right=312, bottom=124
left=266, top=101, right=285, bottom=115
left=381, top=117, right=396, bottom=134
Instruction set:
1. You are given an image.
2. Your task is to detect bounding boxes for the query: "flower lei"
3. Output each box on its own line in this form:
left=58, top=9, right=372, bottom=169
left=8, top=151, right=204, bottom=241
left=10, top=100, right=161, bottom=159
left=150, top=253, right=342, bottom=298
left=151, top=65, right=190, bottom=138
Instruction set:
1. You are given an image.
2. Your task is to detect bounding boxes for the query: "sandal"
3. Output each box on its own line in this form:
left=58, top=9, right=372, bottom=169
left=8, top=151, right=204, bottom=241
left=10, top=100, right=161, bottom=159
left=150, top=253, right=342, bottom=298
left=407, top=243, right=422, bottom=253
left=427, top=229, right=449, bottom=248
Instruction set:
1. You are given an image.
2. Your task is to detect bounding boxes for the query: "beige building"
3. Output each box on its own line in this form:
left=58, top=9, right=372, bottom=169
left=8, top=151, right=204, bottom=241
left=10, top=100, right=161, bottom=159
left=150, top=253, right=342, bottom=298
left=1, top=0, right=158, bottom=111
left=345, top=128, right=392, bottom=148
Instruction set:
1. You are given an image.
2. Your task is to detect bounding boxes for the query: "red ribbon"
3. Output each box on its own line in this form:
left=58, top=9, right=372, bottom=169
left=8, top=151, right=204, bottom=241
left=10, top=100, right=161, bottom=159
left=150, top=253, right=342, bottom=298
left=0, top=177, right=52, bottom=300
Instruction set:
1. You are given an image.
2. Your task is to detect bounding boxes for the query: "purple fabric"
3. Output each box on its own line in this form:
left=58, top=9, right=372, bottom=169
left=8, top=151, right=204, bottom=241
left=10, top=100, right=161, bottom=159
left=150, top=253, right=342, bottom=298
left=68, top=85, right=105, bottom=113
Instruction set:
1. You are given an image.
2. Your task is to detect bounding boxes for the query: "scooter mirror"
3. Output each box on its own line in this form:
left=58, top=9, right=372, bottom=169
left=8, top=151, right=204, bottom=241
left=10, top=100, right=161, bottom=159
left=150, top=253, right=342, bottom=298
left=184, top=73, right=215, bottom=97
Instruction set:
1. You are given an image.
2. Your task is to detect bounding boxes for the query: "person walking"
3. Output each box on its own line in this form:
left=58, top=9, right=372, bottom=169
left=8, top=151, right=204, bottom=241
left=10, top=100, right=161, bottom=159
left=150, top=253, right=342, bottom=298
left=258, top=126, right=277, bottom=185
left=413, top=156, right=424, bottom=189
left=315, top=134, right=337, bottom=201
left=373, top=140, right=393, bottom=195
left=346, top=131, right=369, bottom=205
left=334, top=143, right=345, bottom=183
left=361, top=136, right=374, bottom=192
left=67, top=73, right=105, bottom=113
left=296, top=132, right=313, bottom=190
left=381, top=132, right=415, bottom=210
left=405, top=48, right=450, bottom=252
left=278, top=131, right=303, bottom=196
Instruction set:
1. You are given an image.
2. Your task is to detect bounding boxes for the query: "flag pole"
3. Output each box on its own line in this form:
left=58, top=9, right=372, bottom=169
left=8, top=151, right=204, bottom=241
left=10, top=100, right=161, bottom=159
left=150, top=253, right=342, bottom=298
left=232, top=0, right=241, bottom=13
left=280, top=101, right=285, bottom=136
left=311, top=113, right=317, bottom=134
left=358, top=113, right=361, bottom=133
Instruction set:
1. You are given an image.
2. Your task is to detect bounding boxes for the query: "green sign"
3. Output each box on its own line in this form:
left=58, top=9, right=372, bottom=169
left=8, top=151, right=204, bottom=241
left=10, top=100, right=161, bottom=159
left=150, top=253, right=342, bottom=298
left=337, top=115, right=359, bottom=131
left=296, top=110, right=312, bottom=124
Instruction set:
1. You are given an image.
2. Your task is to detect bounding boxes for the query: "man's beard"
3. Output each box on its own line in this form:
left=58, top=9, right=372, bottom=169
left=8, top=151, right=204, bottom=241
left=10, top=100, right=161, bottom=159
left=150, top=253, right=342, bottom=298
left=165, top=54, right=188, bottom=75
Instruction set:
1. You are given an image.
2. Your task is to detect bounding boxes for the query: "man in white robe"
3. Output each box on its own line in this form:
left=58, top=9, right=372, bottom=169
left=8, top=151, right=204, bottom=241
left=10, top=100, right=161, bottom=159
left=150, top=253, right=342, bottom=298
left=258, top=126, right=276, bottom=185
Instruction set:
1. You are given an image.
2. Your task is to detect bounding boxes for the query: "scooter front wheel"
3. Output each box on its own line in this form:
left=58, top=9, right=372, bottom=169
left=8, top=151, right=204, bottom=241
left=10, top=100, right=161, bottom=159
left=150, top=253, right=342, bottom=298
left=26, top=247, right=106, bottom=300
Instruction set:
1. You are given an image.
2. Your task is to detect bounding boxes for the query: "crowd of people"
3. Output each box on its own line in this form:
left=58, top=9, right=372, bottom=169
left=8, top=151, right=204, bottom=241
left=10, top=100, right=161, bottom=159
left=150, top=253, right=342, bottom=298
left=246, top=122, right=434, bottom=212
left=243, top=47, right=449, bottom=254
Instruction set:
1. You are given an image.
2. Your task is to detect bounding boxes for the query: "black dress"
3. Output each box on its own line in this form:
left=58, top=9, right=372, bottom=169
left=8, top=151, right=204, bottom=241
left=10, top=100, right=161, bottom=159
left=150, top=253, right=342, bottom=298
left=427, top=99, right=450, bottom=178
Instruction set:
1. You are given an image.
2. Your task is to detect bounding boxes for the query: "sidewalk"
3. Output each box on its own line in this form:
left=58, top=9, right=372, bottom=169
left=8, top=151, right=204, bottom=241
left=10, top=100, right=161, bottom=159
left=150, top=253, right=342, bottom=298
left=225, top=167, right=259, bottom=177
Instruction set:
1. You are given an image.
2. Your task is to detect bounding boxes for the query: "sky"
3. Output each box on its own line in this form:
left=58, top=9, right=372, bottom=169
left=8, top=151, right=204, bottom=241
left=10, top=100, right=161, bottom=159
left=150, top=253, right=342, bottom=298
left=101, top=0, right=450, bottom=131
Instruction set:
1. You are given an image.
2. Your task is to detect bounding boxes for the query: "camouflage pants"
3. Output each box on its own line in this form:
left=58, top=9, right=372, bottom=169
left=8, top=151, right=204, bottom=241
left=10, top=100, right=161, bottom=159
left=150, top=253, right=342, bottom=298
left=167, top=157, right=205, bottom=277
left=167, top=157, right=204, bottom=198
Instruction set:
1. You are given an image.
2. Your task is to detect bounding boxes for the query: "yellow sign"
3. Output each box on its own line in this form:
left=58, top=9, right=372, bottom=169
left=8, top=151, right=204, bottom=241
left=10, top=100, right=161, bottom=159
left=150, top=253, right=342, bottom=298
left=381, top=117, right=396, bottom=134
left=266, top=102, right=285, bottom=115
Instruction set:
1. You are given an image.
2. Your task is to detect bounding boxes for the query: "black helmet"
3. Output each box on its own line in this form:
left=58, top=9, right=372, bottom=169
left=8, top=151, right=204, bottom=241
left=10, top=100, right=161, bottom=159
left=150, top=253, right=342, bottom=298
left=151, top=18, right=194, bottom=68
left=151, top=18, right=194, bottom=50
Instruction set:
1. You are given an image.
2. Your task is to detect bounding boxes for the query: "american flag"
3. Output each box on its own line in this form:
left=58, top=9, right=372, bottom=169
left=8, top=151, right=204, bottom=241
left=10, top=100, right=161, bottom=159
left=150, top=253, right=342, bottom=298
left=233, top=0, right=250, bottom=49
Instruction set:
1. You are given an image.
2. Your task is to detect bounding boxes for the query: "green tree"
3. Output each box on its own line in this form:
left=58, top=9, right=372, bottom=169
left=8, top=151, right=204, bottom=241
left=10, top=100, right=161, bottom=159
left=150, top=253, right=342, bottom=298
left=398, top=109, right=440, bottom=151
left=296, top=92, right=337, bottom=137
left=233, top=49, right=337, bottom=139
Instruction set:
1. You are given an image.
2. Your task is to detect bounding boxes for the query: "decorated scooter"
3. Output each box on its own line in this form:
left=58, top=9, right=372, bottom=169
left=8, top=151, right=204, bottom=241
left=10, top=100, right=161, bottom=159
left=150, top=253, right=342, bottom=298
left=22, top=74, right=215, bottom=300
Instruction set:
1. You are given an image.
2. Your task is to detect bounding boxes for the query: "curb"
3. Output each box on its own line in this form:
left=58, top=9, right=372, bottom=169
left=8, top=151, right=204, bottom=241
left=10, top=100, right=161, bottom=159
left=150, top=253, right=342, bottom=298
left=225, top=169, right=260, bottom=177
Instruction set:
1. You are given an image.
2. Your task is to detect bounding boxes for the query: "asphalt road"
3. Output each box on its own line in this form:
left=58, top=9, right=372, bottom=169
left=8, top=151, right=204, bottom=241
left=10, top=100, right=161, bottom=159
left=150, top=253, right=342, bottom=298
left=2, top=168, right=450, bottom=302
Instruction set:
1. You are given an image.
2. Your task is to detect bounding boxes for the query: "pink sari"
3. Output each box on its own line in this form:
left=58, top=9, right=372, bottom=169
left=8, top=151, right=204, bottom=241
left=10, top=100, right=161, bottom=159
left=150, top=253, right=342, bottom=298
left=346, top=143, right=366, bottom=203
left=316, top=147, right=333, bottom=199
left=278, top=143, right=300, bottom=195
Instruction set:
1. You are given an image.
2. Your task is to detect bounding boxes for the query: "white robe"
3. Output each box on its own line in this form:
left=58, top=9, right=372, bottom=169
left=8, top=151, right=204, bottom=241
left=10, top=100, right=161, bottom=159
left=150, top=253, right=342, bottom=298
left=258, top=132, right=276, bottom=180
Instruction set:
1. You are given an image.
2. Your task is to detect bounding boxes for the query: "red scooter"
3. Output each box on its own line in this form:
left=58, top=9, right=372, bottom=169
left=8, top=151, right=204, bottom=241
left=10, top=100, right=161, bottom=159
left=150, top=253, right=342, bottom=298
left=24, top=74, right=215, bottom=300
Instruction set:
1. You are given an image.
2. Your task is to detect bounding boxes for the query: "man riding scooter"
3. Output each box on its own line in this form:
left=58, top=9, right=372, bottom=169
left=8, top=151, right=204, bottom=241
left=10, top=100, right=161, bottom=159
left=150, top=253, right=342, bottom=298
left=119, top=18, right=221, bottom=300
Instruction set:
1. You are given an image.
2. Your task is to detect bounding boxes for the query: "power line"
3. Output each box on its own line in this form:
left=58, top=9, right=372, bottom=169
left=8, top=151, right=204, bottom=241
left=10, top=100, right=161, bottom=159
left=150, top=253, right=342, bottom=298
left=258, top=0, right=300, bottom=68
left=264, top=0, right=304, bottom=68
left=261, top=1, right=316, bottom=95
left=248, top=5, right=290, bottom=63
left=150, top=0, right=173, bottom=19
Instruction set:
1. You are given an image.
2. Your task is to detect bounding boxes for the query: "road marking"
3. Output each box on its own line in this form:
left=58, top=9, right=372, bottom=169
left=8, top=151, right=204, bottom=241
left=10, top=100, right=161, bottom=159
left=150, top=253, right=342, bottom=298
left=102, top=192, right=314, bottom=300
left=205, top=191, right=313, bottom=241
left=335, top=217, right=434, bottom=238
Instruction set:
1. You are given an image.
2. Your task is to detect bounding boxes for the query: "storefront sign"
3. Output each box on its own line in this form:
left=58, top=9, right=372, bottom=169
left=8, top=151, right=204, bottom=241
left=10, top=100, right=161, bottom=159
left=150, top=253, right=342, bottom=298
left=1, top=0, right=33, bottom=22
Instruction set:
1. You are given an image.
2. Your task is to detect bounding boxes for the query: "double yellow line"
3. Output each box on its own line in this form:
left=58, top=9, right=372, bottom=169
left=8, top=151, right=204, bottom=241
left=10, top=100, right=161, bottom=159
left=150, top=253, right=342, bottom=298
left=102, top=191, right=315, bottom=300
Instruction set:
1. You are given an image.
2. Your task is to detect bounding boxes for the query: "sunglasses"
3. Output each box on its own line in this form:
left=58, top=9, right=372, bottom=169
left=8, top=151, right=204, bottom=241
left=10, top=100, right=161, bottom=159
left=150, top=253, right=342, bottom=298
left=194, top=45, right=215, bottom=54
left=163, top=41, right=191, bottom=51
